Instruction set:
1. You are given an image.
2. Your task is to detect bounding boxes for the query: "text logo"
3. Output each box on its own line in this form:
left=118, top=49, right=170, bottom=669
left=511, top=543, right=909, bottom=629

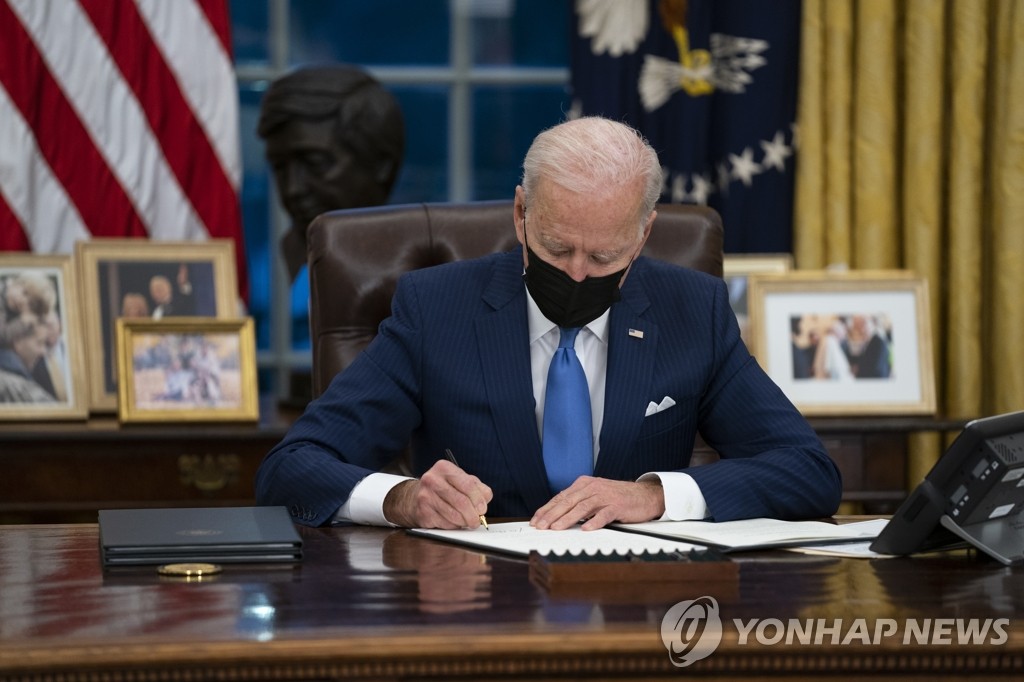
left=660, top=596, right=723, bottom=667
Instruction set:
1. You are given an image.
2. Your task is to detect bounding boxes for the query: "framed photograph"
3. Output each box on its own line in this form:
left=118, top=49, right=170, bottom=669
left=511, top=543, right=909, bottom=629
left=723, top=254, right=794, bottom=348
left=0, top=255, right=88, bottom=420
left=115, top=317, right=258, bottom=423
left=76, top=239, right=238, bottom=412
left=748, top=271, right=936, bottom=416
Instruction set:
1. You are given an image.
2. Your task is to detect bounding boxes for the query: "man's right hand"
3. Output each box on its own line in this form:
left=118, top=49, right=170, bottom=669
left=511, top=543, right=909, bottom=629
left=383, top=460, right=492, bottom=529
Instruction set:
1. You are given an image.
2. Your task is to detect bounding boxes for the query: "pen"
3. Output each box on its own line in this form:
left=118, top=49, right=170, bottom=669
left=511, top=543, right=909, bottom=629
left=443, top=448, right=489, bottom=530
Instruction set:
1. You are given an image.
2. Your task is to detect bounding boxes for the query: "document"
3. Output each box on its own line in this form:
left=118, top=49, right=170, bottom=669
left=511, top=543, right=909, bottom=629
left=611, top=518, right=888, bottom=552
left=784, top=541, right=896, bottom=559
left=408, top=521, right=702, bottom=558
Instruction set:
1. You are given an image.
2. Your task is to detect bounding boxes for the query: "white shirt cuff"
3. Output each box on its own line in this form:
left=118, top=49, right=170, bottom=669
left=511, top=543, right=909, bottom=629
left=332, top=472, right=414, bottom=526
left=638, top=471, right=709, bottom=521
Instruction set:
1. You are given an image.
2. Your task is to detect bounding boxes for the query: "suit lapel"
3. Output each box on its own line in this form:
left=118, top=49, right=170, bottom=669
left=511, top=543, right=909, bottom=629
left=595, top=264, right=656, bottom=480
left=475, top=251, right=551, bottom=512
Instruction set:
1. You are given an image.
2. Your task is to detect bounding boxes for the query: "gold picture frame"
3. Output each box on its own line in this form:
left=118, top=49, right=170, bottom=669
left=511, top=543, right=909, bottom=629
left=116, top=317, right=258, bottom=423
left=748, top=270, right=936, bottom=416
left=75, top=239, right=238, bottom=412
left=723, top=254, right=794, bottom=348
left=0, top=254, right=88, bottom=420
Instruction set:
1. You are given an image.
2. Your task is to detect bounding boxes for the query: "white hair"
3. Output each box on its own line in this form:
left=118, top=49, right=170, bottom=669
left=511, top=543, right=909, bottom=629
left=521, top=116, right=662, bottom=231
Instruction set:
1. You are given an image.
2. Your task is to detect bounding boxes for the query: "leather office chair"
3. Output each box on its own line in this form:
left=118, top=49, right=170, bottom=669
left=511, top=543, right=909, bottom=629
left=307, top=200, right=723, bottom=399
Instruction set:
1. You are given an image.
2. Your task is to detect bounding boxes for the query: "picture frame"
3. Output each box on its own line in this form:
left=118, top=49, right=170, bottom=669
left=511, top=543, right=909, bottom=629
left=0, top=254, right=89, bottom=420
left=115, top=317, right=258, bottom=423
left=76, top=239, right=238, bottom=412
left=723, top=254, right=794, bottom=348
left=747, top=270, right=936, bottom=416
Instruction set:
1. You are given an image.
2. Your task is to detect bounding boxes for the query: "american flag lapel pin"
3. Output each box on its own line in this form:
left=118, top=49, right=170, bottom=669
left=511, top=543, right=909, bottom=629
left=628, top=328, right=644, bottom=339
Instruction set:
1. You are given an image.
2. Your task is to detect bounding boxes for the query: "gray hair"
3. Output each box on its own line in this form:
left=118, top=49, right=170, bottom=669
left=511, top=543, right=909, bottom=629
left=521, top=116, right=662, bottom=231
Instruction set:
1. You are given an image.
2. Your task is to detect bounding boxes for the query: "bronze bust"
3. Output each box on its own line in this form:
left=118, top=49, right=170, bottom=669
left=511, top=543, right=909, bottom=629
left=258, top=65, right=405, bottom=280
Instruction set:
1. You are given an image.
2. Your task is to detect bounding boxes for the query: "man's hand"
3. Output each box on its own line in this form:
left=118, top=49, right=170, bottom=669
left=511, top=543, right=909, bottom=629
left=530, top=477, right=665, bottom=531
left=383, top=460, right=492, bottom=529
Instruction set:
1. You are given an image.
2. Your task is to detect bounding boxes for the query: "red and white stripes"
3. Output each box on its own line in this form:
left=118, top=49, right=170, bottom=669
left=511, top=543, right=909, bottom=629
left=0, top=0, right=247, bottom=299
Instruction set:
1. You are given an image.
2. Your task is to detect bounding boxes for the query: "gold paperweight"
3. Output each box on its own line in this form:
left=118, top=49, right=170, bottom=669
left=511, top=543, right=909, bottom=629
left=157, top=562, right=223, bottom=579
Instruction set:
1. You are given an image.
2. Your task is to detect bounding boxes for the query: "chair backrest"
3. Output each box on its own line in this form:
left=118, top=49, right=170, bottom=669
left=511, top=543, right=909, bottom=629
left=307, top=200, right=723, bottom=398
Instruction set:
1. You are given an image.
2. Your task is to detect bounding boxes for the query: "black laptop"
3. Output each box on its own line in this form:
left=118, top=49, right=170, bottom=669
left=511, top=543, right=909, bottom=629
left=98, top=506, right=303, bottom=567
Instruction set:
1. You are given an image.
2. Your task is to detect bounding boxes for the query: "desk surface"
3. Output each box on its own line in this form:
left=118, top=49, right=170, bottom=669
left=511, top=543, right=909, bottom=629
left=1, top=522, right=1021, bottom=681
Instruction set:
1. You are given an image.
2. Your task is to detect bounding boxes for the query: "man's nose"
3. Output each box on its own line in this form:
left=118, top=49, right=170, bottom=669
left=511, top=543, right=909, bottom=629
left=282, top=161, right=308, bottom=199
left=563, top=255, right=591, bottom=282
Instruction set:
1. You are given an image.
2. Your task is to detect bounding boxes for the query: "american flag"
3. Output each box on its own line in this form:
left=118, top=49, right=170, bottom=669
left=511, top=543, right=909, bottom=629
left=0, top=0, right=247, bottom=300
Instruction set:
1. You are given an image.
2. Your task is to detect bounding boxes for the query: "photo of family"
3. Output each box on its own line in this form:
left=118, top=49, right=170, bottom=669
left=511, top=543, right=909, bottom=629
left=0, top=256, right=87, bottom=419
left=75, top=239, right=238, bottom=411
left=129, top=332, right=240, bottom=411
left=747, top=271, right=935, bottom=416
left=115, top=317, right=257, bottom=423
left=790, top=312, right=893, bottom=381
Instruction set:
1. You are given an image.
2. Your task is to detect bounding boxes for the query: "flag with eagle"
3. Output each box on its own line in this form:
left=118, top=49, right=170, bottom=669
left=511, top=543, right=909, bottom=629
left=570, top=0, right=801, bottom=254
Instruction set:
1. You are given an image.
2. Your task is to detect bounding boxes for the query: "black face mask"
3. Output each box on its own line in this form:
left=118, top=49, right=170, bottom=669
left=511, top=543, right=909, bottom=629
left=521, top=222, right=628, bottom=328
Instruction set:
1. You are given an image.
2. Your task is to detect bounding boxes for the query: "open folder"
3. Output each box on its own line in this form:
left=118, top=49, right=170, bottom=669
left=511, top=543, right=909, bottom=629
left=98, top=506, right=303, bottom=567
left=408, top=521, right=703, bottom=558
left=409, top=518, right=887, bottom=558
left=610, top=517, right=887, bottom=552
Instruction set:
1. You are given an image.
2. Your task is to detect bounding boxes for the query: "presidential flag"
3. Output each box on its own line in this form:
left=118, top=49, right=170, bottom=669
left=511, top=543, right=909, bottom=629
left=0, top=0, right=248, bottom=300
left=571, top=0, right=801, bottom=253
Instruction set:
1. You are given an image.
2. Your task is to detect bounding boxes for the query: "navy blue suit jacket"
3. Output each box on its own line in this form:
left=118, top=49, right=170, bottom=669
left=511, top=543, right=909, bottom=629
left=255, top=249, right=842, bottom=525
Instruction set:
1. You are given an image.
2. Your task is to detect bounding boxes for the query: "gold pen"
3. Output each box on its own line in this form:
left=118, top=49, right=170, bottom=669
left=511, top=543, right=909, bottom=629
left=443, top=448, right=489, bottom=530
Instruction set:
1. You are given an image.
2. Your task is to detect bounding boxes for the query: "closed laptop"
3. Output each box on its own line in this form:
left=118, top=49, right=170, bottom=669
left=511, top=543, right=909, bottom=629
left=98, top=506, right=302, bottom=567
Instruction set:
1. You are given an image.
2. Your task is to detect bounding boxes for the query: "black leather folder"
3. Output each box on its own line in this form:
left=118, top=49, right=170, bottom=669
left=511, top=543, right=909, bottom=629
left=98, top=506, right=302, bottom=567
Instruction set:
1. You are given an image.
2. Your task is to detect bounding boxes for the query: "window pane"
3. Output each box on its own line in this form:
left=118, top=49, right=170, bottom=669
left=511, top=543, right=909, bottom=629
left=472, top=85, right=570, bottom=199
left=389, top=87, right=450, bottom=203
left=238, top=85, right=272, bottom=352
left=471, top=0, right=569, bottom=66
left=229, top=0, right=269, bottom=65
left=289, top=0, right=449, bottom=66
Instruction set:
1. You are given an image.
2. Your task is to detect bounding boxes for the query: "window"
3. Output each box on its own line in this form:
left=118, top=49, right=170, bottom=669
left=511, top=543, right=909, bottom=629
left=230, top=0, right=570, bottom=398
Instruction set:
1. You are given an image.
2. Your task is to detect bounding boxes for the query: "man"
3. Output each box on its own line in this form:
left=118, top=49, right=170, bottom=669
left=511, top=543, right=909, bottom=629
left=149, top=264, right=195, bottom=319
left=1, top=272, right=64, bottom=400
left=257, top=65, right=405, bottom=281
left=0, top=314, right=54, bottom=403
left=842, top=314, right=891, bottom=379
left=256, top=116, right=842, bottom=530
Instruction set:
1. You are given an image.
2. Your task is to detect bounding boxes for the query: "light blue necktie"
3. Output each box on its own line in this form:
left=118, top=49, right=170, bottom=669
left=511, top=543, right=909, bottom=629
left=542, top=326, right=594, bottom=494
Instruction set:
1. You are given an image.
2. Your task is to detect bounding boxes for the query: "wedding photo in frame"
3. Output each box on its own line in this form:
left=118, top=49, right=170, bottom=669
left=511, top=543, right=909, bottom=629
left=115, top=317, right=258, bottom=424
left=747, top=271, right=936, bottom=416
left=723, top=253, right=793, bottom=349
left=76, top=239, right=238, bottom=412
left=0, top=254, right=88, bottom=420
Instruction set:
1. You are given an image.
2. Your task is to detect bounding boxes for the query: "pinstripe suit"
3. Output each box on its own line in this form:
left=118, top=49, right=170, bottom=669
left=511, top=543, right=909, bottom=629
left=255, top=249, right=842, bottom=526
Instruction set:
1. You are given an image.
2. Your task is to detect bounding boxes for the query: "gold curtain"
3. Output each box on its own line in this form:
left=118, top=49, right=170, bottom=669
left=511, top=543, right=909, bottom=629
left=794, top=0, right=1024, bottom=486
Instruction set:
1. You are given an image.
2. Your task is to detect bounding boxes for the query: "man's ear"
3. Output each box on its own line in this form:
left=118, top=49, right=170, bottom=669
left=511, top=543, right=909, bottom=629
left=513, top=186, right=527, bottom=245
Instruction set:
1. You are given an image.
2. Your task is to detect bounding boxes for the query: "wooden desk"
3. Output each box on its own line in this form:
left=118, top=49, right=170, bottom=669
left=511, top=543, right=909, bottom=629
left=0, top=406, right=296, bottom=523
left=0, top=412, right=964, bottom=523
left=0, top=523, right=1021, bottom=680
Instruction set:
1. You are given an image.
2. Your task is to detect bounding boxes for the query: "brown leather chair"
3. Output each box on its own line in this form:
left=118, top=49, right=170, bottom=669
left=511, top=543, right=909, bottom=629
left=307, top=200, right=723, bottom=398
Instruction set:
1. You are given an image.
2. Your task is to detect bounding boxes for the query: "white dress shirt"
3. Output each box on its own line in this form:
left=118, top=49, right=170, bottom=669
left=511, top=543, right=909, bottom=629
left=334, top=290, right=708, bottom=525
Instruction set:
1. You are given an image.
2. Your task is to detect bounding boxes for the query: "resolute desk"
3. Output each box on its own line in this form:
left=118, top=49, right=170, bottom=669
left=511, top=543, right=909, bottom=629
left=0, top=522, right=1022, bottom=681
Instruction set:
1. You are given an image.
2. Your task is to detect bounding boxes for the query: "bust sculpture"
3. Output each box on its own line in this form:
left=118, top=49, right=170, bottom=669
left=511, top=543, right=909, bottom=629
left=258, top=65, right=405, bottom=280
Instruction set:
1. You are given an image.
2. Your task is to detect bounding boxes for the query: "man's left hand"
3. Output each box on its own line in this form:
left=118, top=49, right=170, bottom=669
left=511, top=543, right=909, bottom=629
left=529, top=477, right=665, bottom=531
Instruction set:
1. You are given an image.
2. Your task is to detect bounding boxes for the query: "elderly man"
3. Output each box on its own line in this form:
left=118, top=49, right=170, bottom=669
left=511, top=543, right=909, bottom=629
left=256, top=116, right=841, bottom=530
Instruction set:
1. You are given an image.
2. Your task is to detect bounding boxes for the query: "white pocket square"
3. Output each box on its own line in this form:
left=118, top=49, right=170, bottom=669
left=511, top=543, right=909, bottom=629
left=644, top=396, right=676, bottom=417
